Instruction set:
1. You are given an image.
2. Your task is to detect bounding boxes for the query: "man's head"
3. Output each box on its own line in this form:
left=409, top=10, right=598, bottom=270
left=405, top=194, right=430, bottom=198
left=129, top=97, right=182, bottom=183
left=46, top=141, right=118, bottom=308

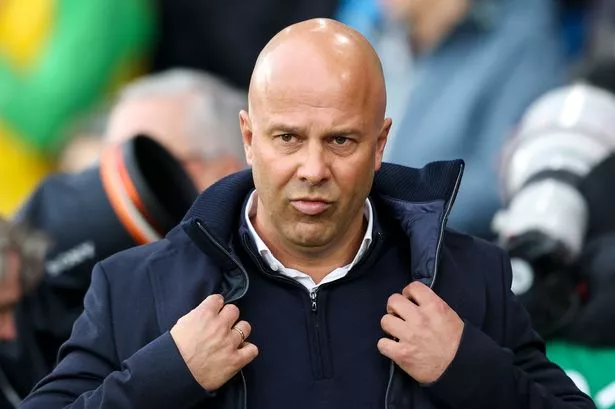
left=106, top=69, right=248, bottom=191
left=0, top=218, right=48, bottom=341
left=240, top=18, right=391, bottom=258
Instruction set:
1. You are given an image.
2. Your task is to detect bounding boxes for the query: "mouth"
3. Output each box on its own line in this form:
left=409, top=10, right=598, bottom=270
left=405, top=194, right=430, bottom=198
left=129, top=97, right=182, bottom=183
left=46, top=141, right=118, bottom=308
left=290, top=199, right=333, bottom=216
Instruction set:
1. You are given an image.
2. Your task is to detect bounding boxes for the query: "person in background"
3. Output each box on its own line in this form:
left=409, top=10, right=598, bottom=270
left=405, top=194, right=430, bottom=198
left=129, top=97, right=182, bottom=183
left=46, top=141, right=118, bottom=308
left=0, top=218, right=47, bottom=342
left=105, top=69, right=248, bottom=191
left=337, top=0, right=567, bottom=238
left=56, top=107, right=108, bottom=174
left=0, top=69, right=247, bottom=408
left=0, top=217, right=48, bottom=408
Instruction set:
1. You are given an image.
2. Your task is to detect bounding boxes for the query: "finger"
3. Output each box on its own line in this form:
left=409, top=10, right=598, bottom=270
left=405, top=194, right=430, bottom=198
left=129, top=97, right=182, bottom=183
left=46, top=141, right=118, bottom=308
left=236, top=342, right=259, bottom=365
left=386, top=293, right=419, bottom=320
left=402, top=281, right=435, bottom=306
left=377, top=337, right=400, bottom=361
left=219, top=303, right=241, bottom=326
left=230, top=320, right=252, bottom=347
left=198, top=294, right=225, bottom=314
left=380, top=313, right=408, bottom=340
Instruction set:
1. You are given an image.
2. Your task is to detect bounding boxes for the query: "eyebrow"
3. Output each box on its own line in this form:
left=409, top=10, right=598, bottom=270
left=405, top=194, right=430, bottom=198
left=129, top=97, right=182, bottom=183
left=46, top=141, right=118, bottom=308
left=324, top=128, right=363, bottom=138
left=266, top=124, right=363, bottom=138
left=266, top=124, right=305, bottom=135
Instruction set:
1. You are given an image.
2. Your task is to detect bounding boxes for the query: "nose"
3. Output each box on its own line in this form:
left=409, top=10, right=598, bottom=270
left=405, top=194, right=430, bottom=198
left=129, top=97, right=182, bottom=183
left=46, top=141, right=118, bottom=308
left=296, top=141, right=331, bottom=186
left=0, top=313, right=16, bottom=341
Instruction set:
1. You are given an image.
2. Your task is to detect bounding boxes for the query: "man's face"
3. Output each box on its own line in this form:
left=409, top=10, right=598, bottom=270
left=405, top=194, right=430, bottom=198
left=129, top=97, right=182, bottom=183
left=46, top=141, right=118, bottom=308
left=241, top=55, right=389, bottom=251
left=0, top=250, right=22, bottom=341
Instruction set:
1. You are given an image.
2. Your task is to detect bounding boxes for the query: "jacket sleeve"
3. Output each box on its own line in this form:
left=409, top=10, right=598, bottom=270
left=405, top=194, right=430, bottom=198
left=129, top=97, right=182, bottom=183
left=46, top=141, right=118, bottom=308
left=19, top=263, right=212, bottom=409
left=425, top=249, right=596, bottom=409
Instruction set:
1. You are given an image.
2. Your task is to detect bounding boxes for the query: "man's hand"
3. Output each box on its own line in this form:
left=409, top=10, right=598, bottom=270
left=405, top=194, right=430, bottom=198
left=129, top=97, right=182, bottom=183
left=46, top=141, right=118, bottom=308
left=378, top=281, right=464, bottom=384
left=170, top=294, right=258, bottom=391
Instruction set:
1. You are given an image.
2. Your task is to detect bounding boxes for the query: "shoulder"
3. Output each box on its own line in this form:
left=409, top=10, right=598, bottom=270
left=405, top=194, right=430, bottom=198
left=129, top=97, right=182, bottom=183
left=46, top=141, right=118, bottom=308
left=442, top=229, right=505, bottom=260
left=91, top=226, right=226, bottom=335
left=97, top=225, right=220, bottom=293
left=437, top=229, right=513, bottom=337
left=439, top=228, right=512, bottom=294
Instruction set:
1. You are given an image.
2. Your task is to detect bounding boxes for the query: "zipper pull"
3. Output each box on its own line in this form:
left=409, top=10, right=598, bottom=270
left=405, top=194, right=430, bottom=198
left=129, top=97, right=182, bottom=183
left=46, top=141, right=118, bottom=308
left=310, top=288, right=319, bottom=312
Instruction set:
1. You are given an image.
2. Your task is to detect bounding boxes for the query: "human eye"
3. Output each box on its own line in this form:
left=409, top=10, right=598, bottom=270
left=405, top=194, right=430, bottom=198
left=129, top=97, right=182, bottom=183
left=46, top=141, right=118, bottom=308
left=278, top=133, right=295, bottom=143
left=327, top=134, right=357, bottom=155
left=332, top=135, right=349, bottom=145
left=328, top=135, right=356, bottom=148
left=273, top=133, right=302, bottom=152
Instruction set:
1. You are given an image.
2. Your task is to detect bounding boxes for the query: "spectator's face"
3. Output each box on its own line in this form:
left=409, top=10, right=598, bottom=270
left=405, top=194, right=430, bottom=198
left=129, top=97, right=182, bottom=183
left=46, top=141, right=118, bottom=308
left=106, top=95, right=193, bottom=159
left=0, top=250, right=21, bottom=341
left=106, top=95, right=220, bottom=189
left=106, top=95, right=244, bottom=191
left=241, top=40, right=389, bottom=251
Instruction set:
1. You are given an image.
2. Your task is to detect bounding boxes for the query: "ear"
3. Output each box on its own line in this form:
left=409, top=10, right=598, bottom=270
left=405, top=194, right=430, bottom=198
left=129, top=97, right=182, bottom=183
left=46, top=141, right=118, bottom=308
left=239, top=110, right=254, bottom=166
left=374, top=117, right=392, bottom=171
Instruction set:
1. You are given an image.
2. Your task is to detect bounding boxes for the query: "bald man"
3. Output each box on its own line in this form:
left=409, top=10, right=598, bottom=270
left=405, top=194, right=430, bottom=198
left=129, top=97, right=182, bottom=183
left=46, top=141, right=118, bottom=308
left=21, top=19, right=594, bottom=409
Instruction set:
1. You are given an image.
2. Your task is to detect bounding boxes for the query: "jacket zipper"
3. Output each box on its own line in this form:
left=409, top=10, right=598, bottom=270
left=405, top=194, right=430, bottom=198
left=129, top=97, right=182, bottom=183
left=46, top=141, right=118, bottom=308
left=194, top=219, right=250, bottom=406
left=240, top=370, right=248, bottom=409
left=195, top=220, right=250, bottom=303
left=383, top=164, right=464, bottom=408
left=431, top=163, right=464, bottom=290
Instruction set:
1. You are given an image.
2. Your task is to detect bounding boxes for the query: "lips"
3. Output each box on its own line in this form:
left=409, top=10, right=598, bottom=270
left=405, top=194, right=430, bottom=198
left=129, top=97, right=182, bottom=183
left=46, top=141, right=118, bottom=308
left=290, top=199, right=332, bottom=216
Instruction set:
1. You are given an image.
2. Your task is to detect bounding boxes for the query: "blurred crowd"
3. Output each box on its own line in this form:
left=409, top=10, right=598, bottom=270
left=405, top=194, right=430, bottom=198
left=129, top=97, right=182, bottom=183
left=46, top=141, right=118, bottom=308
left=2, top=0, right=615, bottom=407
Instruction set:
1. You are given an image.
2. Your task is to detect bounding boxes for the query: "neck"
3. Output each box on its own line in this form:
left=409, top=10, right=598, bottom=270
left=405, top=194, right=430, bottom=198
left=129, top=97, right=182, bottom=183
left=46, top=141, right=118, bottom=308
left=254, top=211, right=367, bottom=285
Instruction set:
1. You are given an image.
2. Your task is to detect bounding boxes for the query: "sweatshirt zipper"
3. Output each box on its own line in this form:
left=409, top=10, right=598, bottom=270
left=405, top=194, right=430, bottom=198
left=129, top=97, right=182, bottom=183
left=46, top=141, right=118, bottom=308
left=310, top=287, right=319, bottom=312
left=240, top=234, right=331, bottom=378
left=383, top=165, right=464, bottom=408
left=241, top=232, right=383, bottom=381
left=309, top=286, right=324, bottom=377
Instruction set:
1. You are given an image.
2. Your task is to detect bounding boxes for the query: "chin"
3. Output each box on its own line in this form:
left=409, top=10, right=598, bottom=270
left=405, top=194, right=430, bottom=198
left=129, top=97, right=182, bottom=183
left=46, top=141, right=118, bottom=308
left=289, top=228, right=334, bottom=248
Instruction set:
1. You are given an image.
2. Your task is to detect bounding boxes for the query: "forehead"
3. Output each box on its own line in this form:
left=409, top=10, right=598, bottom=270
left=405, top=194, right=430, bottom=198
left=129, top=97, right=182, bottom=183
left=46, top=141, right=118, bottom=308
left=252, top=69, right=374, bottom=131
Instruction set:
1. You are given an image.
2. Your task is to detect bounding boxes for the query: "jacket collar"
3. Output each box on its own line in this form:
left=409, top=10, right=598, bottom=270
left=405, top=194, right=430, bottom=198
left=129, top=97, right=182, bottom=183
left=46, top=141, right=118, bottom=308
left=181, top=160, right=464, bottom=288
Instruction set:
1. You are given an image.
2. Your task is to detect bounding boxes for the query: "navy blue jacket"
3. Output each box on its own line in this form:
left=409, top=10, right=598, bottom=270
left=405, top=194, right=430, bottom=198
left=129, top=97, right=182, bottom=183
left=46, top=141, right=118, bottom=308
left=20, top=161, right=594, bottom=409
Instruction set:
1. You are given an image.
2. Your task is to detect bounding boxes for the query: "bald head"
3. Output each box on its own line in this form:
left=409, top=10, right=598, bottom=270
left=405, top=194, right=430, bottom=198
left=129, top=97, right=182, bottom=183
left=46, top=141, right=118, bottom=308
left=248, top=18, right=387, bottom=124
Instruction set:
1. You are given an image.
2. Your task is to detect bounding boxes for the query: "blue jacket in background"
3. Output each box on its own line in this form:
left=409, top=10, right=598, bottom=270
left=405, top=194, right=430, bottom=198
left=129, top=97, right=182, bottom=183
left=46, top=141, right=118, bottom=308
left=337, top=0, right=567, bottom=239
left=20, top=162, right=593, bottom=409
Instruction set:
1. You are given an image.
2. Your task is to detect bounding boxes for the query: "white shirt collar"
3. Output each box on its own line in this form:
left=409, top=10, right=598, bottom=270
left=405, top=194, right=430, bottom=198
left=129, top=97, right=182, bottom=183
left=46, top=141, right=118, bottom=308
left=244, top=191, right=374, bottom=291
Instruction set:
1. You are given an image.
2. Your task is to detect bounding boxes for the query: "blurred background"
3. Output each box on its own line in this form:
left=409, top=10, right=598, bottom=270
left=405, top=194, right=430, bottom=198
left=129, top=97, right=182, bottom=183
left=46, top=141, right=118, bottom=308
left=2, top=0, right=615, bottom=407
